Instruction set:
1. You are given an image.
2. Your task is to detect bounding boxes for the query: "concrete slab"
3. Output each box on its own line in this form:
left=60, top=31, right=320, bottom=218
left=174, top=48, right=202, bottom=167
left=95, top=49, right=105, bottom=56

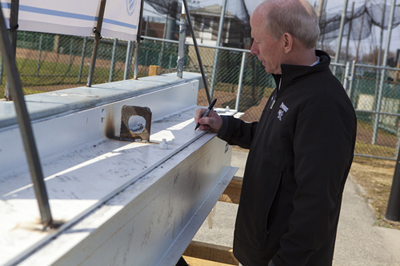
left=230, top=148, right=248, bottom=178
left=375, top=227, right=400, bottom=264
left=333, top=177, right=398, bottom=265
left=193, top=201, right=238, bottom=248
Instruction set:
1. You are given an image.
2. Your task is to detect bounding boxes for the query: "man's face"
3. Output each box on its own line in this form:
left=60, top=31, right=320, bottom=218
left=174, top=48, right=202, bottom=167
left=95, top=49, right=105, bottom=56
left=250, top=14, right=283, bottom=75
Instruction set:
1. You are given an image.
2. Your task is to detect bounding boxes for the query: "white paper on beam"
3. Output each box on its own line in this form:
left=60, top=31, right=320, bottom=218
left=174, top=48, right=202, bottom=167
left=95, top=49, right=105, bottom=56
left=0, top=0, right=99, bottom=37
left=102, top=0, right=141, bottom=41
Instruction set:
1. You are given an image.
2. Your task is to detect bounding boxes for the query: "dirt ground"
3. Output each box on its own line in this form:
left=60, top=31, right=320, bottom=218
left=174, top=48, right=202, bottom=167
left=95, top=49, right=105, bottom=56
left=350, top=156, right=400, bottom=230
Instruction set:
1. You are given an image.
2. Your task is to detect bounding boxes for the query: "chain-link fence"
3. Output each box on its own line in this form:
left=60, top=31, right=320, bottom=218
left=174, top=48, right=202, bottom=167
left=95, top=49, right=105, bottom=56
left=345, top=64, right=400, bottom=160
left=0, top=32, right=197, bottom=94
left=1, top=31, right=400, bottom=160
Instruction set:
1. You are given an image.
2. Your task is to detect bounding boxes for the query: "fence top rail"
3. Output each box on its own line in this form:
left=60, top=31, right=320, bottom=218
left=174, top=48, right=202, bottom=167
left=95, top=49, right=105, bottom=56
left=330, top=62, right=346, bottom=67
left=141, top=36, right=250, bottom=53
left=329, top=62, right=400, bottom=72
left=353, top=63, right=400, bottom=72
left=141, top=37, right=400, bottom=72
left=355, top=109, right=400, bottom=117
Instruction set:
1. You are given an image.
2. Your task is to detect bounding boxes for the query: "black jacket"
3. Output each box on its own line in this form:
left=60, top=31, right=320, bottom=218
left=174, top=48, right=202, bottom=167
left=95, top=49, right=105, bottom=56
left=217, top=51, right=357, bottom=266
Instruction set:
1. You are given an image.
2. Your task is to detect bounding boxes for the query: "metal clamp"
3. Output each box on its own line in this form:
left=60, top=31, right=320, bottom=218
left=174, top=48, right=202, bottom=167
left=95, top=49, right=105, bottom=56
left=92, top=27, right=102, bottom=39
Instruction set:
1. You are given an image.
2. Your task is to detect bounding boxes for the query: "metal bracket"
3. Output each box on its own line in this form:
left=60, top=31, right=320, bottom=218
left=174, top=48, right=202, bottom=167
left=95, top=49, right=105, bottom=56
left=120, top=105, right=152, bottom=142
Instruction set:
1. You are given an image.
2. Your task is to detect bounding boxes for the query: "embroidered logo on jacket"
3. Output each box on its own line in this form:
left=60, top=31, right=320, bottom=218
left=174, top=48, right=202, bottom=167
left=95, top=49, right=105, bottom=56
left=277, top=102, right=289, bottom=121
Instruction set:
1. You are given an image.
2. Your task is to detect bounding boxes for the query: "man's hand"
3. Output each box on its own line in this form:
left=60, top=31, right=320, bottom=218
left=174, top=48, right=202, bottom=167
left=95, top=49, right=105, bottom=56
left=195, top=108, right=223, bottom=133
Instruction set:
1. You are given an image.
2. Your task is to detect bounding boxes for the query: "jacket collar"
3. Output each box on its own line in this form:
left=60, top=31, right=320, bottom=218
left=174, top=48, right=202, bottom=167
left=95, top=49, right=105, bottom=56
left=272, top=50, right=331, bottom=89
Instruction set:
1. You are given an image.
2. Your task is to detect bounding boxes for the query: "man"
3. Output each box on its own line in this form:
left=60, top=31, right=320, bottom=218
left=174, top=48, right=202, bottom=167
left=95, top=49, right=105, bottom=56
left=194, top=0, right=357, bottom=265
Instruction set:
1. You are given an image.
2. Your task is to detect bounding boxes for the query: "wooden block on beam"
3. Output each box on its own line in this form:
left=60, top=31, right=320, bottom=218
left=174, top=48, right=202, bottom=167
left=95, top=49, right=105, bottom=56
left=149, top=65, right=161, bottom=76
left=219, top=177, right=242, bottom=204
left=183, top=241, right=239, bottom=265
left=182, top=256, right=235, bottom=266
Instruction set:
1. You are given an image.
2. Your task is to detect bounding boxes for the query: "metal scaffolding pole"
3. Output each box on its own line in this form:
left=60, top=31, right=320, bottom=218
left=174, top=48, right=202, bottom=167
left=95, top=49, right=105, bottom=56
left=317, top=0, right=325, bottom=19
left=182, top=0, right=211, bottom=104
left=385, top=0, right=400, bottom=223
left=373, top=0, right=387, bottom=115
left=4, top=0, right=19, bottom=101
left=209, top=0, right=227, bottom=97
left=177, top=0, right=187, bottom=78
left=87, top=0, right=107, bottom=87
left=344, top=2, right=355, bottom=63
left=0, top=5, right=53, bottom=228
left=133, top=0, right=145, bottom=80
left=333, top=0, right=348, bottom=75
left=355, top=0, right=368, bottom=62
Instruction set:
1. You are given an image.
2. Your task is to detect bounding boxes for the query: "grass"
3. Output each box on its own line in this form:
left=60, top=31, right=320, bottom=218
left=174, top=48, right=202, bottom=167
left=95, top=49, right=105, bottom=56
left=0, top=57, right=143, bottom=97
left=354, top=142, right=396, bottom=159
left=0, top=58, right=86, bottom=96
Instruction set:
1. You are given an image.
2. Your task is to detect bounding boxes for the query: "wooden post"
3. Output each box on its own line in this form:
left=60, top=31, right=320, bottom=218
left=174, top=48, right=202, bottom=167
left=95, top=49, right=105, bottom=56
left=149, top=65, right=161, bottom=76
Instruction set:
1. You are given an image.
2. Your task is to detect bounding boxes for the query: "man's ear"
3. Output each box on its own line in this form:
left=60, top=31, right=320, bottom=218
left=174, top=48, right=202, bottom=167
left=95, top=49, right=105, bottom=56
left=283, top=33, right=293, bottom=54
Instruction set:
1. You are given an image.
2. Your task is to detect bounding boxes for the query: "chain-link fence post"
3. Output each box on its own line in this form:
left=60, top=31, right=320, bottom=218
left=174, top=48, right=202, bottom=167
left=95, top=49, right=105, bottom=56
left=372, top=0, right=397, bottom=145
left=109, top=38, right=118, bottom=82
left=78, top=37, right=87, bottom=83
left=347, top=60, right=356, bottom=102
left=0, top=54, right=3, bottom=85
left=67, top=37, right=74, bottom=76
left=124, top=40, right=133, bottom=80
left=343, top=61, right=351, bottom=91
left=373, top=69, right=386, bottom=144
left=36, top=33, right=43, bottom=76
left=235, top=52, right=247, bottom=111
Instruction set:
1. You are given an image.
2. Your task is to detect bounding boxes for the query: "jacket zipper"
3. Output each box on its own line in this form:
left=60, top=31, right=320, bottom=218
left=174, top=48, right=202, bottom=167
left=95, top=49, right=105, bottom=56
left=270, top=78, right=282, bottom=110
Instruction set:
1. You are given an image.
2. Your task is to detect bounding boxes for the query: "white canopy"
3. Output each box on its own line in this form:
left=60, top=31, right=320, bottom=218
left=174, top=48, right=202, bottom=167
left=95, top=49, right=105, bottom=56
left=0, top=0, right=141, bottom=40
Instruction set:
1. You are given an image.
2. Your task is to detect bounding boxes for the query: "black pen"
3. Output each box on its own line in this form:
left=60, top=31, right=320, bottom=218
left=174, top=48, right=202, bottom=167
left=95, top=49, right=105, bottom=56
left=195, top=98, right=217, bottom=130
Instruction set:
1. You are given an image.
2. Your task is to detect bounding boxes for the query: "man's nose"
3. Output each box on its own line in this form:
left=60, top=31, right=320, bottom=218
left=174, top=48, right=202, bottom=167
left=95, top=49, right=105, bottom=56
left=250, top=42, right=258, bottom=55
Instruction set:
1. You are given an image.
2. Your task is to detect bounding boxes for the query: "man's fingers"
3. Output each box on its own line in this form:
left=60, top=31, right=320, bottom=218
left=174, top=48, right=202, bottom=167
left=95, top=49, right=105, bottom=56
left=194, top=108, right=222, bottom=133
left=199, top=116, right=212, bottom=127
left=195, top=108, right=207, bottom=124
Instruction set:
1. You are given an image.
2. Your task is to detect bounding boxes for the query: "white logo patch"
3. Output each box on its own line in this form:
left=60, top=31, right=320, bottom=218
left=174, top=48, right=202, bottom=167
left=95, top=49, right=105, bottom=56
left=126, top=0, right=136, bottom=16
left=277, top=102, right=289, bottom=121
